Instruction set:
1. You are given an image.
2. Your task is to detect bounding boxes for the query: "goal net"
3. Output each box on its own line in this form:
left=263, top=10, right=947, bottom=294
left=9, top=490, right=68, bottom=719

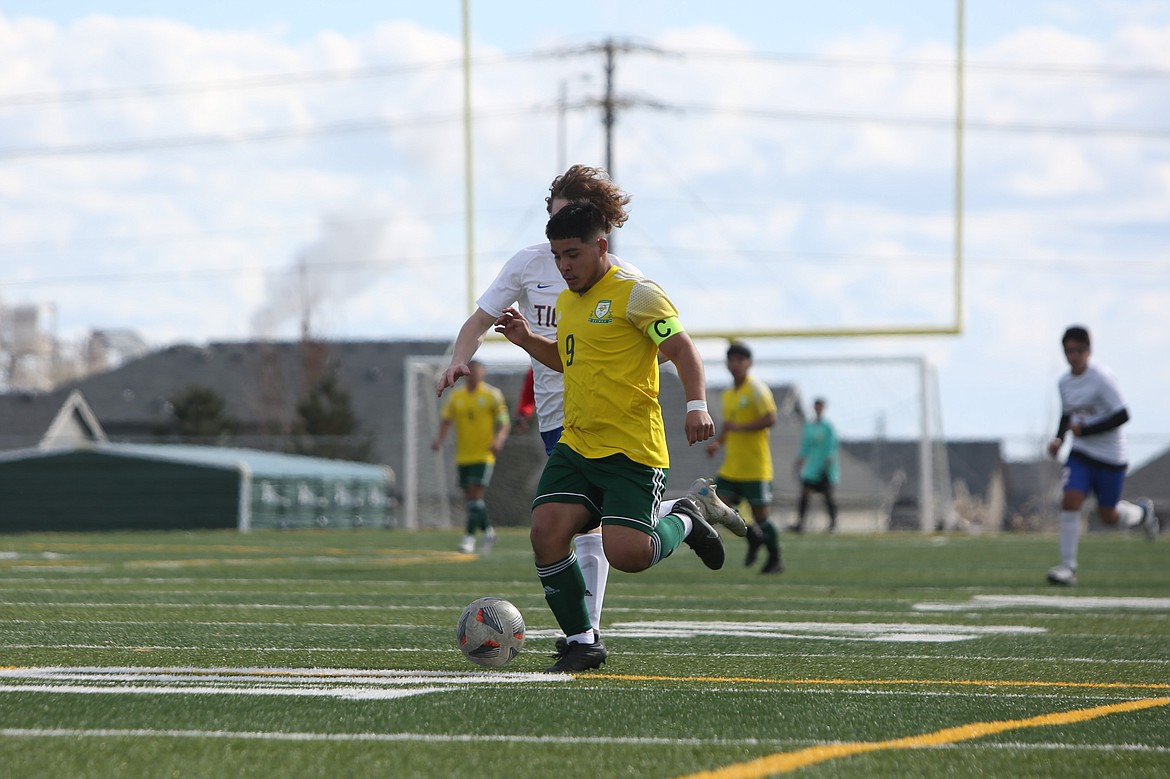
left=405, top=350, right=956, bottom=533
left=403, top=355, right=543, bottom=530
left=698, top=353, right=955, bottom=533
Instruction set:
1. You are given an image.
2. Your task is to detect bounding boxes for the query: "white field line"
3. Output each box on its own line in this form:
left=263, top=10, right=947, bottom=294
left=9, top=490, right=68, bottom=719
left=4, top=643, right=1169, bottom=668
left=944, top=741, right=1170, bottom=754
left=0, top=667, right=569, bottom=700
left=597, top=620, right=1045, bottom=643
left=3, top=644, right=435, bottom=653
left=1, top=618, right=1048, bottom=645
left=0, top=667, right=1151, bottom=706
left=4, top=619, right=431, bottom=628
left=10, top=574, right=1142, bottom=604
left=0, top=577, right=1036, bottom=604
left=0, top=601, right=444, bottom=611
left=0, top=729, right=810, bottom=745
left=915, top=595, right=1170, bottom=612
left=2, top=728, right=1168, bottom=754
left=5, top=598, right=1163, bottom=625
left=0, top=683, right=449, bottom=700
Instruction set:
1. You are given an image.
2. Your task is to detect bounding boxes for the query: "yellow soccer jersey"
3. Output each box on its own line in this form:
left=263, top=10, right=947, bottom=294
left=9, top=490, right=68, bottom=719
left=718, top=375, right=776, bottom=481
left=439, top=382, right=508, bottom=465
left=556, top=265, right=680, bottom=468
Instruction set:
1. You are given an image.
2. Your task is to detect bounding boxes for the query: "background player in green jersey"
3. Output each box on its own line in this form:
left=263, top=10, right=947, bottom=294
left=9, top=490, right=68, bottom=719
left=495, top=201, right=746, bottom=672
left=432, top=360, right=510, bottom=553
left=706, top=341, right=784, bottom=573
left=790, top=397, right=840, bottom=533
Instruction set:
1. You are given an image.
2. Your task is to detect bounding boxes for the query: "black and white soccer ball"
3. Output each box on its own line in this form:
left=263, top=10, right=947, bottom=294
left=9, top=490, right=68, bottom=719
left=456, top=596, right=525, bottom=667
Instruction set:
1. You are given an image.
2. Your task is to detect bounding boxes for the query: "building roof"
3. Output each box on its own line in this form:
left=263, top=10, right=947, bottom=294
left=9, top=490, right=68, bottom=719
left=0, top=389, right=107, bottom=450
left=0, top=442, right=391, bottom=481
left=1125, top=445, right=1170, bottom=503
left=1, top=340, right=457, bottom=477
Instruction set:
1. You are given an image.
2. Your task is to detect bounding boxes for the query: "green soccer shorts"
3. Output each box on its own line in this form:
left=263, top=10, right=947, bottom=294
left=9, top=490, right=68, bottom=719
left=457, top=462, right=493, bottom=489
left=715, top=476, right=773, bottom=508
left=533, top=443, right=668, bottom=534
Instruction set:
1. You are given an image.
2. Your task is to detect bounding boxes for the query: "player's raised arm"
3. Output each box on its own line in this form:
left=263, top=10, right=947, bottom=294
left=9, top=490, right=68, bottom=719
left=438, top=308, right=499, bottom=396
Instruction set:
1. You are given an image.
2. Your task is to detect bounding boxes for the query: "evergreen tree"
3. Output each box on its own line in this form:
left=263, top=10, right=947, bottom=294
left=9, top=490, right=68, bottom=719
left=292, top=369, right=373, bottom=462
left=168, top=385, right=239, bottom=442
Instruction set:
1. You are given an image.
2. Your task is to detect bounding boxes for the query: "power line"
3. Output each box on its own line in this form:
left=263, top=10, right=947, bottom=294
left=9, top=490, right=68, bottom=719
left=3, top=46, right=1162, bottom=110
left=678, top=103, right=1170, bottom=140
left=0, top=53, right=542, bottom=108
left=681, top=47, right=1170, bottom=79
left=3, top=99, right=1164, bottom=162
left=0, top=104, right=548, bottom=160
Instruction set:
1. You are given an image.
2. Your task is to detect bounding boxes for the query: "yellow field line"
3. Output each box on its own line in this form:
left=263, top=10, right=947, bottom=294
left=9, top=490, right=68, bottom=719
left=589, top=672, right=1170, bottom=692
left=677, top=697, right=1170, bottom=778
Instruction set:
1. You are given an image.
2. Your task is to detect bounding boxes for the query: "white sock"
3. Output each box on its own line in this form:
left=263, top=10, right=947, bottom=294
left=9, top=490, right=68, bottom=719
left=658, top=498, right=678, bottom=517
left=1059, top=510, right=1080, bottom=569
left=572, top=532, right=609, bottom=632
left=1116, top=500, right=1144, bottom=528
left=567, top=629, right=595, bottom=645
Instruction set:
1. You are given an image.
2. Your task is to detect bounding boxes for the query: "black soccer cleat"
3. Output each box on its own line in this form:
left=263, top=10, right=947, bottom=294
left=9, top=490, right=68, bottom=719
left=544, top=640, right=608, bottom=673
left=553, top=631, right=603, bottom=660
left=761, top=556, right=785, bottom=575
left=675, top=497, right=725, bottom=570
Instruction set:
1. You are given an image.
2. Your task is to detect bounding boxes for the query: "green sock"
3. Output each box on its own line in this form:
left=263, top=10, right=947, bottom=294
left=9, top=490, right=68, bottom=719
left=466, top=499, right=487, bottom=534
left=537, top=553, right=591, bottom=635
left=762, top=520, right=780, bottom=558
left=650, top=513, right=687, bottom=565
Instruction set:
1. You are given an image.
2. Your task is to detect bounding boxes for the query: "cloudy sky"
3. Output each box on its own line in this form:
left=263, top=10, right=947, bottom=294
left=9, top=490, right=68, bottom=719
left=1, top=1, right=1168, bottom=465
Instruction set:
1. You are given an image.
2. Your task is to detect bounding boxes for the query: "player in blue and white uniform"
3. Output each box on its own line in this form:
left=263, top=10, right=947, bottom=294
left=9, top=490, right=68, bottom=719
left=1045, top=325, right=1158, bottom=586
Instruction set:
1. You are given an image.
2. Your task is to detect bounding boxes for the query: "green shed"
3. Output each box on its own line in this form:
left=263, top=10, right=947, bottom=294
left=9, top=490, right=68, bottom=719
left=0, top=443, right=395, bottom=533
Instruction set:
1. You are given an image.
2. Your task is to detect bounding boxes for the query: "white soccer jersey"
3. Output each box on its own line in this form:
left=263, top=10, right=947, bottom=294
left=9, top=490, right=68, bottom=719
left=476, top=242, right=639, bottom=432
left=1058, top=363, right=1129, bottom=466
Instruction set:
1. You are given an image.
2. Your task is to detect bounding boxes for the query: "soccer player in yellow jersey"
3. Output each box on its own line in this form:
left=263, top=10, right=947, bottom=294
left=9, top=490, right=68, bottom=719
left=706, top=341, right=784, bottom=573
left=432, top=360, right=510, bottom=554
left=495, top=201, right=747, bottom=672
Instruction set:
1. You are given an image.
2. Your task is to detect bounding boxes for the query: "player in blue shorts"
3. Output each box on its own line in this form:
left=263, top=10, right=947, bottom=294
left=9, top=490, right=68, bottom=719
left=1045, top=325, right=1158, bottom=586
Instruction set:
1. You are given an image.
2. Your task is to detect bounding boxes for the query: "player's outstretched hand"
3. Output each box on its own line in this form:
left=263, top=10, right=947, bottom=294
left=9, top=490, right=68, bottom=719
left=437, top=364, right=470, bottom=397
left=494, top=307, right=532, bottom=347
left=1046, top=438, right=1063, bottom=459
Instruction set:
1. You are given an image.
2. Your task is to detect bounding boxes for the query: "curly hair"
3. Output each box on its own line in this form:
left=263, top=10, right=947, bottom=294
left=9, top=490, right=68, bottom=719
left=545, top=165, right=630, bottom=232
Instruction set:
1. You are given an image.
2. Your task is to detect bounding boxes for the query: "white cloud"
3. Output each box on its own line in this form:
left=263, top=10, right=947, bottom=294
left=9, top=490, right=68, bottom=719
left=0, top=6, right=1168, bottom=458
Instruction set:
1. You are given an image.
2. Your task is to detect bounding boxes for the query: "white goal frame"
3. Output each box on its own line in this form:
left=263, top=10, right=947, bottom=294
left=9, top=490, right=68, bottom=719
left=703, top=353, right=953, bottom=532
left=407, top=351, right=953, bottom=532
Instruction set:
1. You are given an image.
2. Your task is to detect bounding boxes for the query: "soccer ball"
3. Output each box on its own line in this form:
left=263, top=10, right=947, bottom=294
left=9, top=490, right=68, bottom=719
left=456, top=596, right=525, bottom=667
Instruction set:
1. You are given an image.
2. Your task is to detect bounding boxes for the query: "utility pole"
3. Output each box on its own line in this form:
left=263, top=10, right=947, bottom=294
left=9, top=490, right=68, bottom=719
left=602, top=39, right=618, bottom=179
left=461, top=0, right=475, bottom=314
left=559, top=37, right=676, bottom=254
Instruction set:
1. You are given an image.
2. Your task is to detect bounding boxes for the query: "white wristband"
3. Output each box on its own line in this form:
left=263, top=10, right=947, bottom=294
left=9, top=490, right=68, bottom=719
left=686, top=400, right=708, bottom=413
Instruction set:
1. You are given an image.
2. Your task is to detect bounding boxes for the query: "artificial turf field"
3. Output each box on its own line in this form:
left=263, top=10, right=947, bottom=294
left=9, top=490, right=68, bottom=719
left=0, top=527, right=1167, bottom=778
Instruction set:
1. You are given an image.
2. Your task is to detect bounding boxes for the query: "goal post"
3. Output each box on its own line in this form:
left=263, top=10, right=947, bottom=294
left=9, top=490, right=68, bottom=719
left=403, top=357, right=451, bottom=530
